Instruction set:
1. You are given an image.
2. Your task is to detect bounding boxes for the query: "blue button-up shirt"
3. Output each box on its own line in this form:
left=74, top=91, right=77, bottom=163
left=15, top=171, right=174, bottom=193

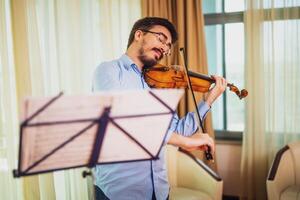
left=92, top=54, right=210, bottom=200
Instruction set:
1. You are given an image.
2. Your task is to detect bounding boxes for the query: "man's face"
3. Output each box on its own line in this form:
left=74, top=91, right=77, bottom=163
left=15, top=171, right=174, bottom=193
left=137, top=25, right=172, bottom=67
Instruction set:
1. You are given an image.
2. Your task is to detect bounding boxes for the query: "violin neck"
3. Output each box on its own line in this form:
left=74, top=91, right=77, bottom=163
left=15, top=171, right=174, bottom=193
left=188, top=71, right=215, bottom=83
left=188, top=71, right=233, bottom=87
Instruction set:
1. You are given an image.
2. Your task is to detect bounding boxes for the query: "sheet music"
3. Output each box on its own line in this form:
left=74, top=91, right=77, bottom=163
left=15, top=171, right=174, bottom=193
left=18, top=89, right=183, bottom=175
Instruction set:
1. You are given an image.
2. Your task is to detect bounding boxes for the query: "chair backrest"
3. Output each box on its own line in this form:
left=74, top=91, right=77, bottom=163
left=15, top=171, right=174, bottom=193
left=288, top=141, right=300, bottom=186
left=267, top=141, right=300, bottom=187
left=165, top=145, right=222, bottom=187
left=165, top=145, right=179, bottom=187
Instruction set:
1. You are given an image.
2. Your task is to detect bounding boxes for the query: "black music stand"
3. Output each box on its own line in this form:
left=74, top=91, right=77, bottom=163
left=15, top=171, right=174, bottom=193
left=13, top=89, right=183, bottom=178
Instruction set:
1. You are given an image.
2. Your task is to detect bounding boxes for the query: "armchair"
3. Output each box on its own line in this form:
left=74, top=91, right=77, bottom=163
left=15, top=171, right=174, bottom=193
left=267, top=141, right=300, bottom=200
left=166, top=145, right=223, bottom=200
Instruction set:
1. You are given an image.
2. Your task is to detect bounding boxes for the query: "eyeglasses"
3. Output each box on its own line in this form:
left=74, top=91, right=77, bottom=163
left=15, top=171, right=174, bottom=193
left=140, top=29, right=172, bottom=55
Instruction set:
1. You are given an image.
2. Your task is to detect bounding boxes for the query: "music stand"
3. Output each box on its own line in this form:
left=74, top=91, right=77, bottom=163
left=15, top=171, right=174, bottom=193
left=13, top=89, right=183, bottom=178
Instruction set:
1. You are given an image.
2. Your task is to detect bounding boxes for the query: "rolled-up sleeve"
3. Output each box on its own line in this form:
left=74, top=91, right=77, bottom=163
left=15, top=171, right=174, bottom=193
left=164, top=101, right=210, bottom=143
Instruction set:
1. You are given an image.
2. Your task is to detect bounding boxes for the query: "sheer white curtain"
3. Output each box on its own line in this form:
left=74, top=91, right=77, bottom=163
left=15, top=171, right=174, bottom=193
left=0, top=0, right=141, bottom=199
left=0, top=0, right=22, bottom=199
left=241, top=0, right=300, bottom=199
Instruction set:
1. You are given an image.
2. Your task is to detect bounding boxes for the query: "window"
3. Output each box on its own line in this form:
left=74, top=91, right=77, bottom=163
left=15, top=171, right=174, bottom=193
left=203, top=0, right=245, bottom=140
left=202, top=0, right=300, bottom=140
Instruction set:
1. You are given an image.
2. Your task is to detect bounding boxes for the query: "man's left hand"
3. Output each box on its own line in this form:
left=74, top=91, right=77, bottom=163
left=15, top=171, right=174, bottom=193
left=205, top=75, right=227, bottom=106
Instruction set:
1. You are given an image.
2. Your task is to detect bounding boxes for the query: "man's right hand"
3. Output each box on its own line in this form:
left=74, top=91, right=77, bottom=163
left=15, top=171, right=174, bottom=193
left=167, top=132, right=215, bottom=155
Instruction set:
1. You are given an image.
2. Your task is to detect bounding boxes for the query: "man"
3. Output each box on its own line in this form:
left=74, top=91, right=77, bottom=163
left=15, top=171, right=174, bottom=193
left=92, top=17, right=227, bottom=200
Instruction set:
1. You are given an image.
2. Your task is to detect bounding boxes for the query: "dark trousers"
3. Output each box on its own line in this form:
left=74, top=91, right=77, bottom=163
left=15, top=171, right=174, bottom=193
left=94, top=185, right=110, bottom=200
left=94, top=185, right=168, bottom=200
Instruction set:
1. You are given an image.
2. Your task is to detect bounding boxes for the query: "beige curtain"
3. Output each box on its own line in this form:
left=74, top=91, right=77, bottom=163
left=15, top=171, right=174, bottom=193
left=0, top=0, right=141, bottom=199
left=141, top=0, right=216, bottom=169
left=241, top=0, right=300, bottom=199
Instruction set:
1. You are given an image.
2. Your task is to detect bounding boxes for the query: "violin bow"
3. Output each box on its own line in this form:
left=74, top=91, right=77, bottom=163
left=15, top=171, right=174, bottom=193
left=179, top=48, right=214, bottom=162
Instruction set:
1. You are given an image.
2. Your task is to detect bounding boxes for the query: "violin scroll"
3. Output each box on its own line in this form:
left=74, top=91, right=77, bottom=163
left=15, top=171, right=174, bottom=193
left=228, top=84, right=248, bottom=99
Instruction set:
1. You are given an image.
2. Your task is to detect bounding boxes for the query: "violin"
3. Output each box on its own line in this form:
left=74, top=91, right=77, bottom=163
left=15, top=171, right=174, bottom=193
left=142, top=48, right=247, bottom=161
left=142, top=64, right=248, bottom=99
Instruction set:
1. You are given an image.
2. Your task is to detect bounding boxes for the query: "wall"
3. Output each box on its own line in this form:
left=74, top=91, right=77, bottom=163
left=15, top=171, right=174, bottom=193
left=216, top=141, right=242, bottom=197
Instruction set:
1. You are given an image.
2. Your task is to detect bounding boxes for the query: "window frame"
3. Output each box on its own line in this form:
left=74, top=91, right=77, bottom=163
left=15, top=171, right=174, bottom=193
left=203, top=3, right=300, bottom=141
left=204, top=6, right=244, bottom=141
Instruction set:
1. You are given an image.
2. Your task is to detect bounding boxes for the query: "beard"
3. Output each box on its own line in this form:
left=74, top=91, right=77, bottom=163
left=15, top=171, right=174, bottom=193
left=138, top=50, right=157, bottom=67
left=138, top=40, right=162, bottom=68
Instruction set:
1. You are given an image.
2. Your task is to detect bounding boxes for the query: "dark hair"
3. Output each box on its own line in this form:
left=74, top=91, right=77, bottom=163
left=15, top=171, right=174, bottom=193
left=127, top=17, right=178, bottom=49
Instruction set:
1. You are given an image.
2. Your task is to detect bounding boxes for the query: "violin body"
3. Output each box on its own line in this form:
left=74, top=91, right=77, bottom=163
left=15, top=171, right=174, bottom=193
left=143, top=64, right=248, bottom=99
left=143, top=64, right=211, bottom=92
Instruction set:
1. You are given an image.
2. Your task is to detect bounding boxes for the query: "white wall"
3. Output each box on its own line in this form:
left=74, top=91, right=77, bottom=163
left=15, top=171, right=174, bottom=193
left=216, top=141, right=242, bottom=196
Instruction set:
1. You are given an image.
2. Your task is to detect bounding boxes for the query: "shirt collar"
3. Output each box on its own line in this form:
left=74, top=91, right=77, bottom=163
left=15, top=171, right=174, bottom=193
left=120, top=54, right=136, bottom=71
